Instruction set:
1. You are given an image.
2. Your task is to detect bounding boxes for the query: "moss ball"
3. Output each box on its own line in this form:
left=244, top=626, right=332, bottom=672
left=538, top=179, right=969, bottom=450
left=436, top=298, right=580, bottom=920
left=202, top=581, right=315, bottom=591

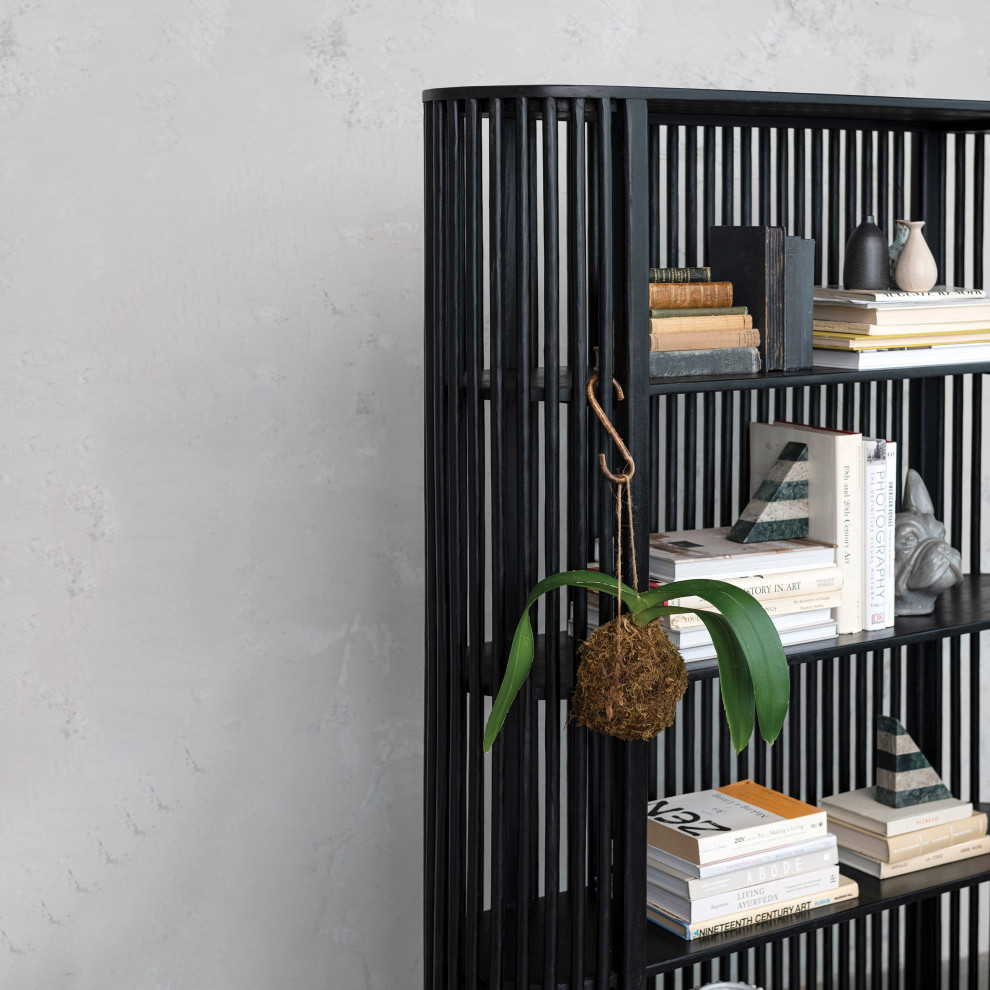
left=569, top=615, right=688, bottom=741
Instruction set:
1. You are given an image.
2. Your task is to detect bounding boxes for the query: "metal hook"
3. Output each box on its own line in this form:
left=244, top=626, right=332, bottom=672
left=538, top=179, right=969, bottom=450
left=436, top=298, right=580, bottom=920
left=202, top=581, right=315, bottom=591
left=586, top=373, right=636, bottom=484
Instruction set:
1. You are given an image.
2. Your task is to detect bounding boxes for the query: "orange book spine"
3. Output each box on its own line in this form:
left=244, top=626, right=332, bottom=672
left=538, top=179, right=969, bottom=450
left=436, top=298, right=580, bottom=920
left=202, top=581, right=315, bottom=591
left=649, top=281, right=733, bottom=309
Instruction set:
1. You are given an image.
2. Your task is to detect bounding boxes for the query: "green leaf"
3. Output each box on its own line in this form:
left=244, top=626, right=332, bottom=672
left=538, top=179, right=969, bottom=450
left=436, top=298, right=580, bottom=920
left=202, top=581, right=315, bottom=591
left=482, top=570, right=645, bottom=752
left=632, top=603, right=756, bottom=752
left=639, top=580, right=789, bottom=748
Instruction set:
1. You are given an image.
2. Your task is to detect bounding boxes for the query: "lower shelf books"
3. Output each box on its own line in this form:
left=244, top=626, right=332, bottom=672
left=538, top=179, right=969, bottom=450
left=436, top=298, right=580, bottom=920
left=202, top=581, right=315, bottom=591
left=828, top=810, right=987, bottom=863
left=824, top=786, right=986, bottom=881
left=647, top=781, right=827, bottom=866
left=838, top=836, right=990, bottom=879
left=821, top=787, right=973, bottom=837
left=649, top=864, right=842, bottom=924
left=647, top=875, right=859, bottom=940
left=647, top=831, right=837, bottom=880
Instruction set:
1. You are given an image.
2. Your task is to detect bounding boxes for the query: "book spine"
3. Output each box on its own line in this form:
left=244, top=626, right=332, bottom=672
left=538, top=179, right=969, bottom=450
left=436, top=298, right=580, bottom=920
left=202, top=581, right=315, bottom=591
left=649, top=266, right=711, bottom=283
left=648, top=877, right=859, bottom=940
left=884, top=442, right=897, bottom=627
left=651, top=305, right=748, bottom=318
left=648, top=281, right=733, bottom=309
left=649, top=845, right=839, bottom=900
left=649, top=314, right=754, bottom=334
left=839, top=836, right=990, bottom=878
left=660, top=565, right=844, bottom=609
left=649, top=347, right=760, bottom=378
left=863, top=439, right=889, bottom=630
left=649, top=328, right=760, bottom=351
left=835, top=435, right=865, bottom=634
left=649, top=866, right=841, bottom=923
left=664, top=591, right=842, bottom=630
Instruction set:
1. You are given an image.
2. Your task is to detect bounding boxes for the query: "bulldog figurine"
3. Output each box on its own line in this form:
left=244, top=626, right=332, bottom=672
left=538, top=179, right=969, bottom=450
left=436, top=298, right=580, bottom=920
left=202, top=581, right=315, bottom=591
left=894, top=469, right=963, bottom=615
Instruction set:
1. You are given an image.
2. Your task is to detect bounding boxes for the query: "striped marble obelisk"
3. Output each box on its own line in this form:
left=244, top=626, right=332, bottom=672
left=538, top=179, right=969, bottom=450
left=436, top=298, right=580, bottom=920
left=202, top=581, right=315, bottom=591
left=727, top=441, right=810, bottom=543
left=875, top=715, right=952, bottom=808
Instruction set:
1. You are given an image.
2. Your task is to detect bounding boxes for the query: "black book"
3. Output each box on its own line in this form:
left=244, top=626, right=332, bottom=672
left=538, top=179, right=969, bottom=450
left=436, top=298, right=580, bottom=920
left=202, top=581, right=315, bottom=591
left=708, top=226, right=815, bottom=371
left=784, top=236, right=815, bottom=370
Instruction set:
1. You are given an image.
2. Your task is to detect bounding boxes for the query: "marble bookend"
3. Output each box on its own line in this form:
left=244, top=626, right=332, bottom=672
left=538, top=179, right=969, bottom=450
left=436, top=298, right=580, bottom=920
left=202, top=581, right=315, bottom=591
left=727, top=441, right=810, bottom=543
left=875, top=715, right=952, bottom=808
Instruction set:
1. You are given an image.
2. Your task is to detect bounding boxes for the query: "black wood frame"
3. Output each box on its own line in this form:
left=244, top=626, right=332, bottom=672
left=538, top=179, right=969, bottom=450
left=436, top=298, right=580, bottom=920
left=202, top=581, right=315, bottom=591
left=424, top=86, right=989, bottom=990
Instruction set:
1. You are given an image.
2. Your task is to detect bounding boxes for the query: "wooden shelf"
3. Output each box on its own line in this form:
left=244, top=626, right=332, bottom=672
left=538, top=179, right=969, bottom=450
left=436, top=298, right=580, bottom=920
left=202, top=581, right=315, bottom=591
left=477, top=364, right=990, bottom=402
left=472, top=575, right=990, bottom=696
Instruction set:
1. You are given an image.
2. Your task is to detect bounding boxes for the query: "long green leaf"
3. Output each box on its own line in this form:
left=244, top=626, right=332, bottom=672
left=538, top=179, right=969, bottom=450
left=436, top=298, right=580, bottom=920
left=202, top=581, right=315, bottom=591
left=482, top=570, right=645, bottom=752
left=639, top=580, right=789, bottom=746
left=632, top=604, right=756, bottom=752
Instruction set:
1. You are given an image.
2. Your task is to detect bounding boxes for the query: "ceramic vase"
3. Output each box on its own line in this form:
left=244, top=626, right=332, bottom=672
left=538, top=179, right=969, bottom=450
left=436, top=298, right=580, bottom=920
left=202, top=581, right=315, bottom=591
left=843, top=215, right=890, bottom=290
left=893, top=219, right=938, bottom=292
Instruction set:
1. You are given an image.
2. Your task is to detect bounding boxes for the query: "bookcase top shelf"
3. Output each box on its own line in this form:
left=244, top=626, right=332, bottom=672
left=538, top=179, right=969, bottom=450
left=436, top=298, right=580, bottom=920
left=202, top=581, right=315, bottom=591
left=476, top=363, right=990, bottom=401
left=423, top=85, right=990, bottom=130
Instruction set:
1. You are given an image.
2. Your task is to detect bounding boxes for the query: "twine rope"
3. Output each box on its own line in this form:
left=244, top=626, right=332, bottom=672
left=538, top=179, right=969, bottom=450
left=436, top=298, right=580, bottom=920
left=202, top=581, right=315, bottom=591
left=586, top=374, right=639, bottom=617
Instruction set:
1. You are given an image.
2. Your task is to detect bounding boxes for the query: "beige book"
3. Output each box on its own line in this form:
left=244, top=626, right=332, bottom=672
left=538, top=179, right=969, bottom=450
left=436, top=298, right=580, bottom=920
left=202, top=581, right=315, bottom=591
left=647, top=874, right=859, bottom=940
left=829, top=810, right=987, bottom=862
left=838, top=835, right=990, bottom=879
left=664, top=590, right=842, bottom=630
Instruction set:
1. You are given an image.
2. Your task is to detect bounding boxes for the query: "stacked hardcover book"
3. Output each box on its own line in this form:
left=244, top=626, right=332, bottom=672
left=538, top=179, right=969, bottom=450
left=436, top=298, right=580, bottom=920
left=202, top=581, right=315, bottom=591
left=811, top=285, right=990, bottom=370
left=822, top=787, right=989, bottom=879
left=648, top=266, right=761, bottom=377
left=646, top=780, right=857, bottom=939
left=642, top=527, right=840, bottom=660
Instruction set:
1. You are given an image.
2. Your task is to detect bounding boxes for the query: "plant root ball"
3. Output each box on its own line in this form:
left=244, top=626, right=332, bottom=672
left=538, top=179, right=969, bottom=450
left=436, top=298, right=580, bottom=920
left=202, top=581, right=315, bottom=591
left=569, top=615, right=688, bottom=741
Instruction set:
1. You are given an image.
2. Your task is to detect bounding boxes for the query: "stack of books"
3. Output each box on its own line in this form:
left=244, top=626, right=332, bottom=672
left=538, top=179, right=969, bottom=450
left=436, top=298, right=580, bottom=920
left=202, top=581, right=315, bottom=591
left=640, top=526, right=840, bottom=661
left=822, top=787, right=990, bottom=879
left=646, top=780, right=858, bottom=939
left=648, top=266, right=761, bottom=377
left=811, top=285, right=990, bottom=370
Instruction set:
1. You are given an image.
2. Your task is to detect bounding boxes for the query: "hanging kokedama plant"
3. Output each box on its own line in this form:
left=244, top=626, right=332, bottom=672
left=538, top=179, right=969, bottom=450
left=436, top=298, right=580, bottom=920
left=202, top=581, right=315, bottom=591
left=483, top=375, right=790, bottom=756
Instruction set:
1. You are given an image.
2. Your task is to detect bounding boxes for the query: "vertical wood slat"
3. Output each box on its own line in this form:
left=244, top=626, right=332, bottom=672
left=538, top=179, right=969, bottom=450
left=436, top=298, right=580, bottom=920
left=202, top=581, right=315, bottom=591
left=464, top=97, right=486, bottom=990
left=444, top=97, right=468, bottom=990
left=612, top=97, right=651, bottom=990
left=511, top=94, right=535, bottom=990
left=540, top=97, right=561, bottom=990
left=565, top=96, right=590, bottom=990
left=487, top=96, right=508, bottom=990
left=422, top=96, right=441, bottom=990
left=593, top=97, right=615, bottom=990
left=827, top=130, right=841, bottom=287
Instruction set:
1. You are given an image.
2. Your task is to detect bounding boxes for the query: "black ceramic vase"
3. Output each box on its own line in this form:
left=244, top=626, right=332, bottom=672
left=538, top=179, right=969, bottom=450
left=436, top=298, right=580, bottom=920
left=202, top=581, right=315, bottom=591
left=843, top=214, right=890, bottom=290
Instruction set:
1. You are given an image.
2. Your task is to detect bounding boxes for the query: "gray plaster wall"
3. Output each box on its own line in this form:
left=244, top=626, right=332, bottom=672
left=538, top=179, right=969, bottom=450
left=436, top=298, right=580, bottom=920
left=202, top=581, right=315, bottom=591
left=1, top=0, right=989, bottom=987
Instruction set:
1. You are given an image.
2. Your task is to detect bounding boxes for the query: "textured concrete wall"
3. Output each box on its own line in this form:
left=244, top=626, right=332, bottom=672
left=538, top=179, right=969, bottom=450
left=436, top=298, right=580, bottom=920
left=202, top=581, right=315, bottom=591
left=1, top=1, right=989, bottom=988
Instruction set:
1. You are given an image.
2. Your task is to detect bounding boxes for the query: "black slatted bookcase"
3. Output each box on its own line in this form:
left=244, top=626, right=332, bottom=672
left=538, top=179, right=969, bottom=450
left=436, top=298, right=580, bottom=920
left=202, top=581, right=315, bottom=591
left=423, top=86, right=990, bottom=990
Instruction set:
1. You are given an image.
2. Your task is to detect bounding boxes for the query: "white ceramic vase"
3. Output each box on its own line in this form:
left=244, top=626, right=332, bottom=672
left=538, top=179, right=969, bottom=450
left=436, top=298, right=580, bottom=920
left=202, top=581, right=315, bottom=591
left=893, top=219, right=938, bottom=292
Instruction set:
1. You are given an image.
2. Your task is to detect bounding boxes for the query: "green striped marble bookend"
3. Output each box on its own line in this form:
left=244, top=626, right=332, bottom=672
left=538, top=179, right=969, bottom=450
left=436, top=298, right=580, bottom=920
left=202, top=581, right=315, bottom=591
left=727, top=441, right=810, bottom=543
left=875, top=715, right=952, bottom=808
